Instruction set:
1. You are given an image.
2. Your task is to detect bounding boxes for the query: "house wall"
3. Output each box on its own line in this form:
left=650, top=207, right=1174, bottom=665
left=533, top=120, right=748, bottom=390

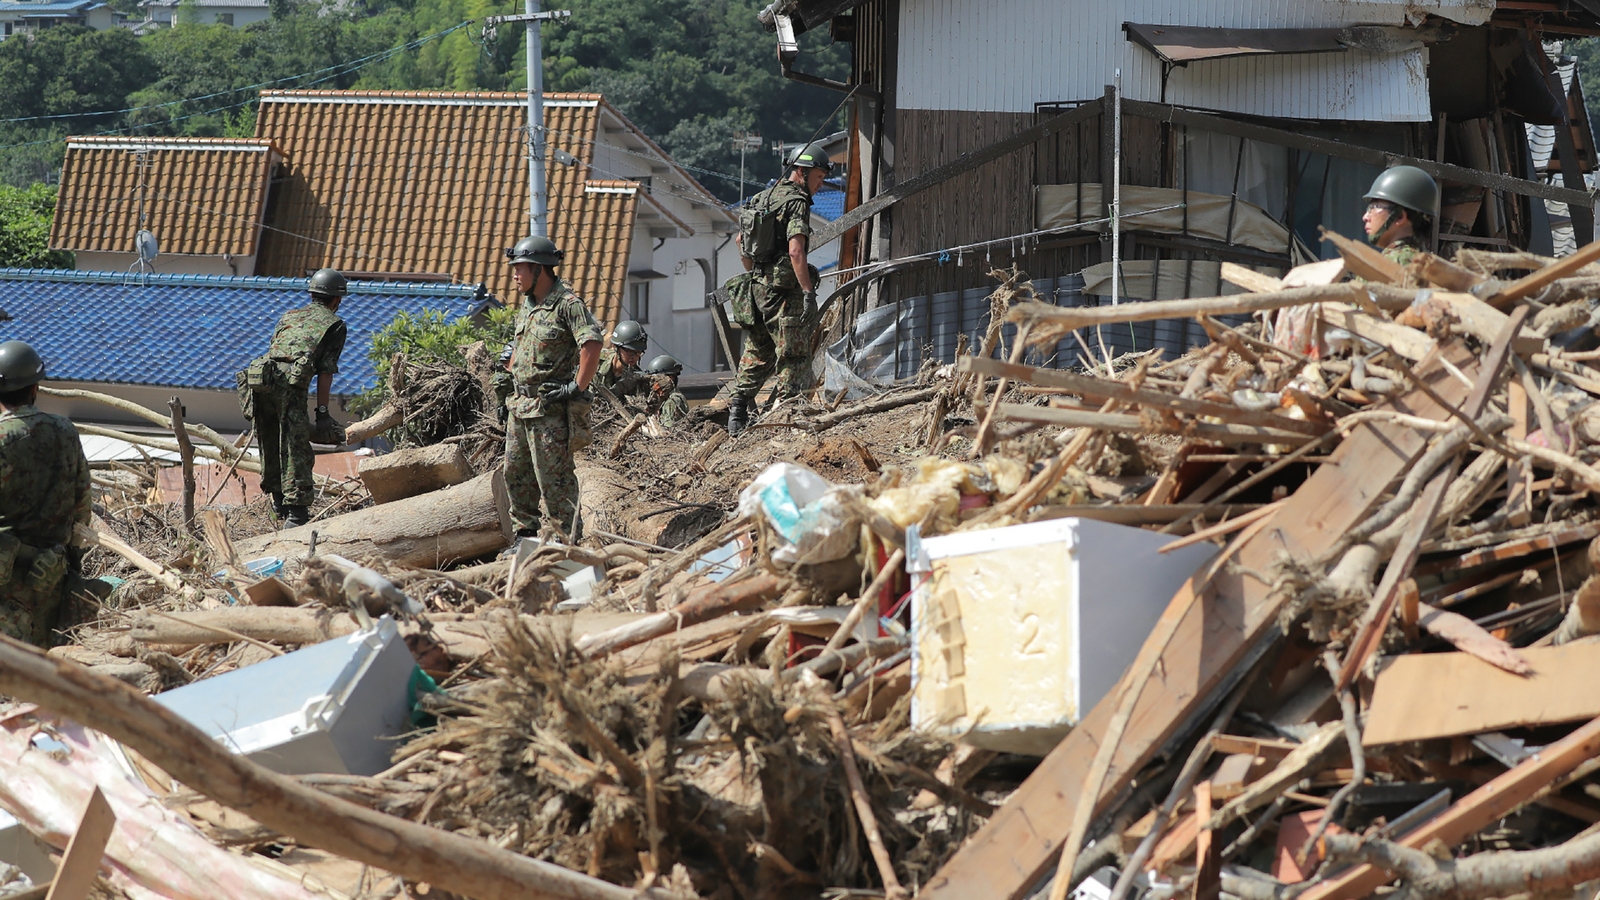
left=76, top=251, right=258, bottom=277
left=892, top=0, right=1466, bottom=121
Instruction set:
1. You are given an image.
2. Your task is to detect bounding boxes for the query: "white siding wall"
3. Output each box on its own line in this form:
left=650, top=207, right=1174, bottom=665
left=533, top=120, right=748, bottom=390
left=895, top=0, right=1488, bottom=121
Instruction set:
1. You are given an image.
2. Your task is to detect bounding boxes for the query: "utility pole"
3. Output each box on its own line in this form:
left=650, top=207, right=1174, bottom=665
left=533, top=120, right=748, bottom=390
left=485, top=5, right=570, bottom=237
left=730, top=131, right=762, bottom=205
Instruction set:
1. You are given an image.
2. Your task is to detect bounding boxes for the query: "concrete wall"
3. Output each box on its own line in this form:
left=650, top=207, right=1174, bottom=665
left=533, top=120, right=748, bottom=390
left=75, top=251, right=257, bottom=278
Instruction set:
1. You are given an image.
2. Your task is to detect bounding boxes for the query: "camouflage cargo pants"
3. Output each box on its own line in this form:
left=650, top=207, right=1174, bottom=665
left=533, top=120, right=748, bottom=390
left=504, top=404, right=583, bottom=539
left=256, top=387, right=315, bottom=506
left=0, top=552, right=67, bottom=647
left=732, top=282, right=815, bottom=400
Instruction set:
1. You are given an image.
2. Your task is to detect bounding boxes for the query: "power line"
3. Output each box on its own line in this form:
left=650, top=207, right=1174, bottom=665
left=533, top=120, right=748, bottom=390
left=0, top=22, right=471, bottom=152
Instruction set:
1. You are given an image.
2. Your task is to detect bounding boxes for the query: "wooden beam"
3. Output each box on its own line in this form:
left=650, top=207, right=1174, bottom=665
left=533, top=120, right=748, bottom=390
left=1008, top=284, right=1368, bottom=334
left=1301, top=714, right=1600, bottom=900
left=1487, top=240, right=1600, bottom=307
left=995, top=404, right=1316, bottom=446
left=921, top=343, right=1480, bottom=900
left=1120, top=98, right=1594, bottom=209
left=812, top=101, right=1103, bottom=247
left=960, top=357, right=1328, bottom=436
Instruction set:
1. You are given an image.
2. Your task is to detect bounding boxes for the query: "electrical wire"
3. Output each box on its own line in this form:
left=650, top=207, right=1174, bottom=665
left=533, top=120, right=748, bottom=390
left=0, top=23, right=472, bottom=152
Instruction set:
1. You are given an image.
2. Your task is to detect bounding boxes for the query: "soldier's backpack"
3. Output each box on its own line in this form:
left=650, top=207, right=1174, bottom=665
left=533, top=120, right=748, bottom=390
left=738, top=186, right=784, bottom=265
left=718, top=272, right=760, bottom=328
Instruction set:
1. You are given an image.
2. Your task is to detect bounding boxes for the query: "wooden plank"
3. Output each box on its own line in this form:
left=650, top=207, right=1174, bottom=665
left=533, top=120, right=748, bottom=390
left=812, top=101, right=1103, bottom=248
left=1220, top=262, right=1284, bottom=293
left=997, top=404, right=1315, bottom=446
left=1302, top=714, right=1600, bottom=900
left=1119, top=98, right=1594, bottom=209
left=1321, top=228, right=1404, bottom=284
left=961, top=357, right=1328, bottom=436
left=1453, top=521, right=1600, bottom=568
left=1487, top=239, right=1600, bottom=307
left=922, top=342, right=1480, bottom=900
left=1364, top=643, right=1600, bottom=745
left=1318, top=303, right=1437, bottom=361
left=46, top=787, right=116, bottom=900
left=1193, top=781, right=1219, bottom=900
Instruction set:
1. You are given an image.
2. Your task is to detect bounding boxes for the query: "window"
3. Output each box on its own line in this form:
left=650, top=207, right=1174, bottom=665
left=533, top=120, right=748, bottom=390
left=629, top=281, right=649, bottom=324
left=216, top=12, right=233, bottom=24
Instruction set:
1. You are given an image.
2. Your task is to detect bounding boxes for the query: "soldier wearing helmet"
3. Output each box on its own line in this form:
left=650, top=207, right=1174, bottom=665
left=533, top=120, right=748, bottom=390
left=0, top=339, right=92, bottom=646
left=503, top=235, right=603, bottom=539
left=1361, top=165, right=1440, bottom=267
left=244, top=267, right=348, bottom=527
left=596, top=319, right=649, bottom=398
left=643, top=354, right=689, bottom=428
left=725, top=140, right=831, bottom=436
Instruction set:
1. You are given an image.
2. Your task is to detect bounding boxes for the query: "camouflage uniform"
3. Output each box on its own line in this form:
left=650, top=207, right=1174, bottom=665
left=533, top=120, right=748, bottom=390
left=504, top=279, right=602, bottom=536
left=1383, top=235, right=1424, bottom=268
left=257, top=302, right=346, bottom=507
left=733, top=180, right=817, bottom=400
left=595, top=347, right=642, bottom=398
left=658, top=390, right=690, bottom=427
left=0, top=405, right=91, bottom=646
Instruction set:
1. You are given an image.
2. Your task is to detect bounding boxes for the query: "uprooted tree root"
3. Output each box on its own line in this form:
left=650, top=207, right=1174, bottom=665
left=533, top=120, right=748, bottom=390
left=401, top=618, right=982, bottom=899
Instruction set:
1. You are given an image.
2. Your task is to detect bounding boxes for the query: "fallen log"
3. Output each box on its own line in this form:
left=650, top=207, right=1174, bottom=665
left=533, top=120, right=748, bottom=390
left=1006, top=284, right=1368, bottom=338
left=128, top=606, right=355, bottom=648
left=39, top=384, right=243, bottom=461
left=574, top=571, right=785, bottom=658
left=233, top=469, right=513, bottom=569
left=0, top=633, right=667, bottom=900
left=343, top=403, right=403, bottom=445
left=810, top=387, right=940, bottom=432
left=576, top=465, right=722, bottom=549
left=358, top=444, right=474, bottom=504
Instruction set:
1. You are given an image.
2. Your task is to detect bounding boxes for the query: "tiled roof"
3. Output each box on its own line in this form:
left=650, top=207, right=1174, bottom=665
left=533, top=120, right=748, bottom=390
left=0, top=268, right=482, bottom=394
left=0, top=1, right=96, bottom=13
left=51, top=138, right=282, bottom=257
left=252, top=90, right=640, bottom=325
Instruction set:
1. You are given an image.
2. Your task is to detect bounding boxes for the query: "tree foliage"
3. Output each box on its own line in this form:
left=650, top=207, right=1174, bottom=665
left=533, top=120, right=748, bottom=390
left=0, top=184, right=72, bottom=268
left=0, top=0, right=849, bottom=202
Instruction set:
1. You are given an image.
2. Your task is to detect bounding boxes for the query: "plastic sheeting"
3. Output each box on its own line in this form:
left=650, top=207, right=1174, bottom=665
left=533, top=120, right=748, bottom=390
left=0, top=706, right=338, bottom=900
left=1036, top=183, right=1291, bottom=255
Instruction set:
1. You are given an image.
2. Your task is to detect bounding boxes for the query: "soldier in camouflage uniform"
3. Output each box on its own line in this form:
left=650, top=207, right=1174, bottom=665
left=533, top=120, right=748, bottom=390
left=1362, top=165, right=1439, bottom=267
left=0, top=340, right=91, bottom=647
left=595, top=320, right=648, bottom=398
left=644, top=354, right=690, bottom=427
left=503, top=235, right=603, bottom=539
left=250, top=268, right=348, bottom=527
left=726, top=141, right=832, bottom=436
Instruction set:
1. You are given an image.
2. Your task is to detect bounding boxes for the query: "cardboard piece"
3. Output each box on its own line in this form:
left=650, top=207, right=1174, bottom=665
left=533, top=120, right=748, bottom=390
left=1364, top=642, right=1600, bottom=746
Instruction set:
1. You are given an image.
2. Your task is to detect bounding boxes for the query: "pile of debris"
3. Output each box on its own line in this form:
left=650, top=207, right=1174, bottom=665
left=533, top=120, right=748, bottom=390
left=7, top=230, right=1600, bottom=900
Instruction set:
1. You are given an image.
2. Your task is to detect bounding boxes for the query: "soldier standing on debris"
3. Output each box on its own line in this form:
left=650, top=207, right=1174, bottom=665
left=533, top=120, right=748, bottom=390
left=244, top=268, right=348, bottom=527
left=595, top=320, right=648, bottom=397
left=643, top=354, right=690, bottom=427
left=1362, top=165, right=1440, bottom=267
left=503, top=235, right=602, bottom=540
left=725, top=141, right=831, bottom=436
left=0, top=340, right=91, bottom=647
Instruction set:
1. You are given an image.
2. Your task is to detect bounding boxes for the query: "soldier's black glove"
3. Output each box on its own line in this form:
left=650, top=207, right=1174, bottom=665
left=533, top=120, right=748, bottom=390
left=312, top=408, right=345, bottom=445
left=803, top=289, right=818, bottom=308
left=540, top=380, right=586, bottom=403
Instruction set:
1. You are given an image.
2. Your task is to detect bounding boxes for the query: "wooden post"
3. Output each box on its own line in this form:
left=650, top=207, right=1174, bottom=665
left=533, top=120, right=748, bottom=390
left=167, top=396, right=197, bottom=530
left=1506, top=379, right=1533, bottom=527
left=1192, top=781, right=1219, bottom=900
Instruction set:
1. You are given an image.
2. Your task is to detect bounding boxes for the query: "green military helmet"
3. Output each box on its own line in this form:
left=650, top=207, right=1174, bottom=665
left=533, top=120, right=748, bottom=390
left=1364, top=166, right=1440, bottom=218
left=645, top=354, right=683, bottom=377
left=505, top=235, right=565, bottom=266
left=787, top=141, right=833, bottom=174
left=309, top=267, right=348, bottom=298
left=611, top=319, right=648, bottom=353
left=0, top=340, right=45, bottom=390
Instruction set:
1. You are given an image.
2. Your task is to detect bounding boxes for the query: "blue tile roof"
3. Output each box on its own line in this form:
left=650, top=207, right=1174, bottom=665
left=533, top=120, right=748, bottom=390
left=732, top=177, right=846, bottom=222
left=0, top=269, right=487, bottom=395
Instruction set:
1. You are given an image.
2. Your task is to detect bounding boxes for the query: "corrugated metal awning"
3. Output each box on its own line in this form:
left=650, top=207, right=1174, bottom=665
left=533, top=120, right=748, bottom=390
left=1122, top=22, right=1436, bottom=66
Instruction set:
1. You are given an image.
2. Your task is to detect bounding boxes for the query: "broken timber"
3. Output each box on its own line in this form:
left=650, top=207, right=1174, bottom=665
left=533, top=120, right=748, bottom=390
left=921, top=342, right=1480, bottom=900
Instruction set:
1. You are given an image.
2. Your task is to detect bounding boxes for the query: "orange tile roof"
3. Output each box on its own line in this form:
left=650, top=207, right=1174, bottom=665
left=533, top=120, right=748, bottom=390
left=252, top=90, right=640, bottom=324
left=50, top=137, right=282, bottom=257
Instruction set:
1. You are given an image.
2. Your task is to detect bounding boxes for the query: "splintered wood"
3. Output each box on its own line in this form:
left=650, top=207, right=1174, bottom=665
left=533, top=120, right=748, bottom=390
left=21, top=235, right=1600, bottom=900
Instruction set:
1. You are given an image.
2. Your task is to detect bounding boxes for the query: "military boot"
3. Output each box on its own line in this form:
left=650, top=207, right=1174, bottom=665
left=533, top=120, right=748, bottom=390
left=727, top=395, right=751, bottom=437
left=284, top=505, right=311, bottom=527
left=269, top=491, right=286, bottom=519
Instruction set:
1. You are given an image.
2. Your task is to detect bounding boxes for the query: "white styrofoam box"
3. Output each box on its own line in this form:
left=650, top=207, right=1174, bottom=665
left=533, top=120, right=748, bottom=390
left=911, top=518, right=1217, bottom=756
left=154, top=617, right=418, bottom=776
left=0, top=808, right=55, bottom=884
